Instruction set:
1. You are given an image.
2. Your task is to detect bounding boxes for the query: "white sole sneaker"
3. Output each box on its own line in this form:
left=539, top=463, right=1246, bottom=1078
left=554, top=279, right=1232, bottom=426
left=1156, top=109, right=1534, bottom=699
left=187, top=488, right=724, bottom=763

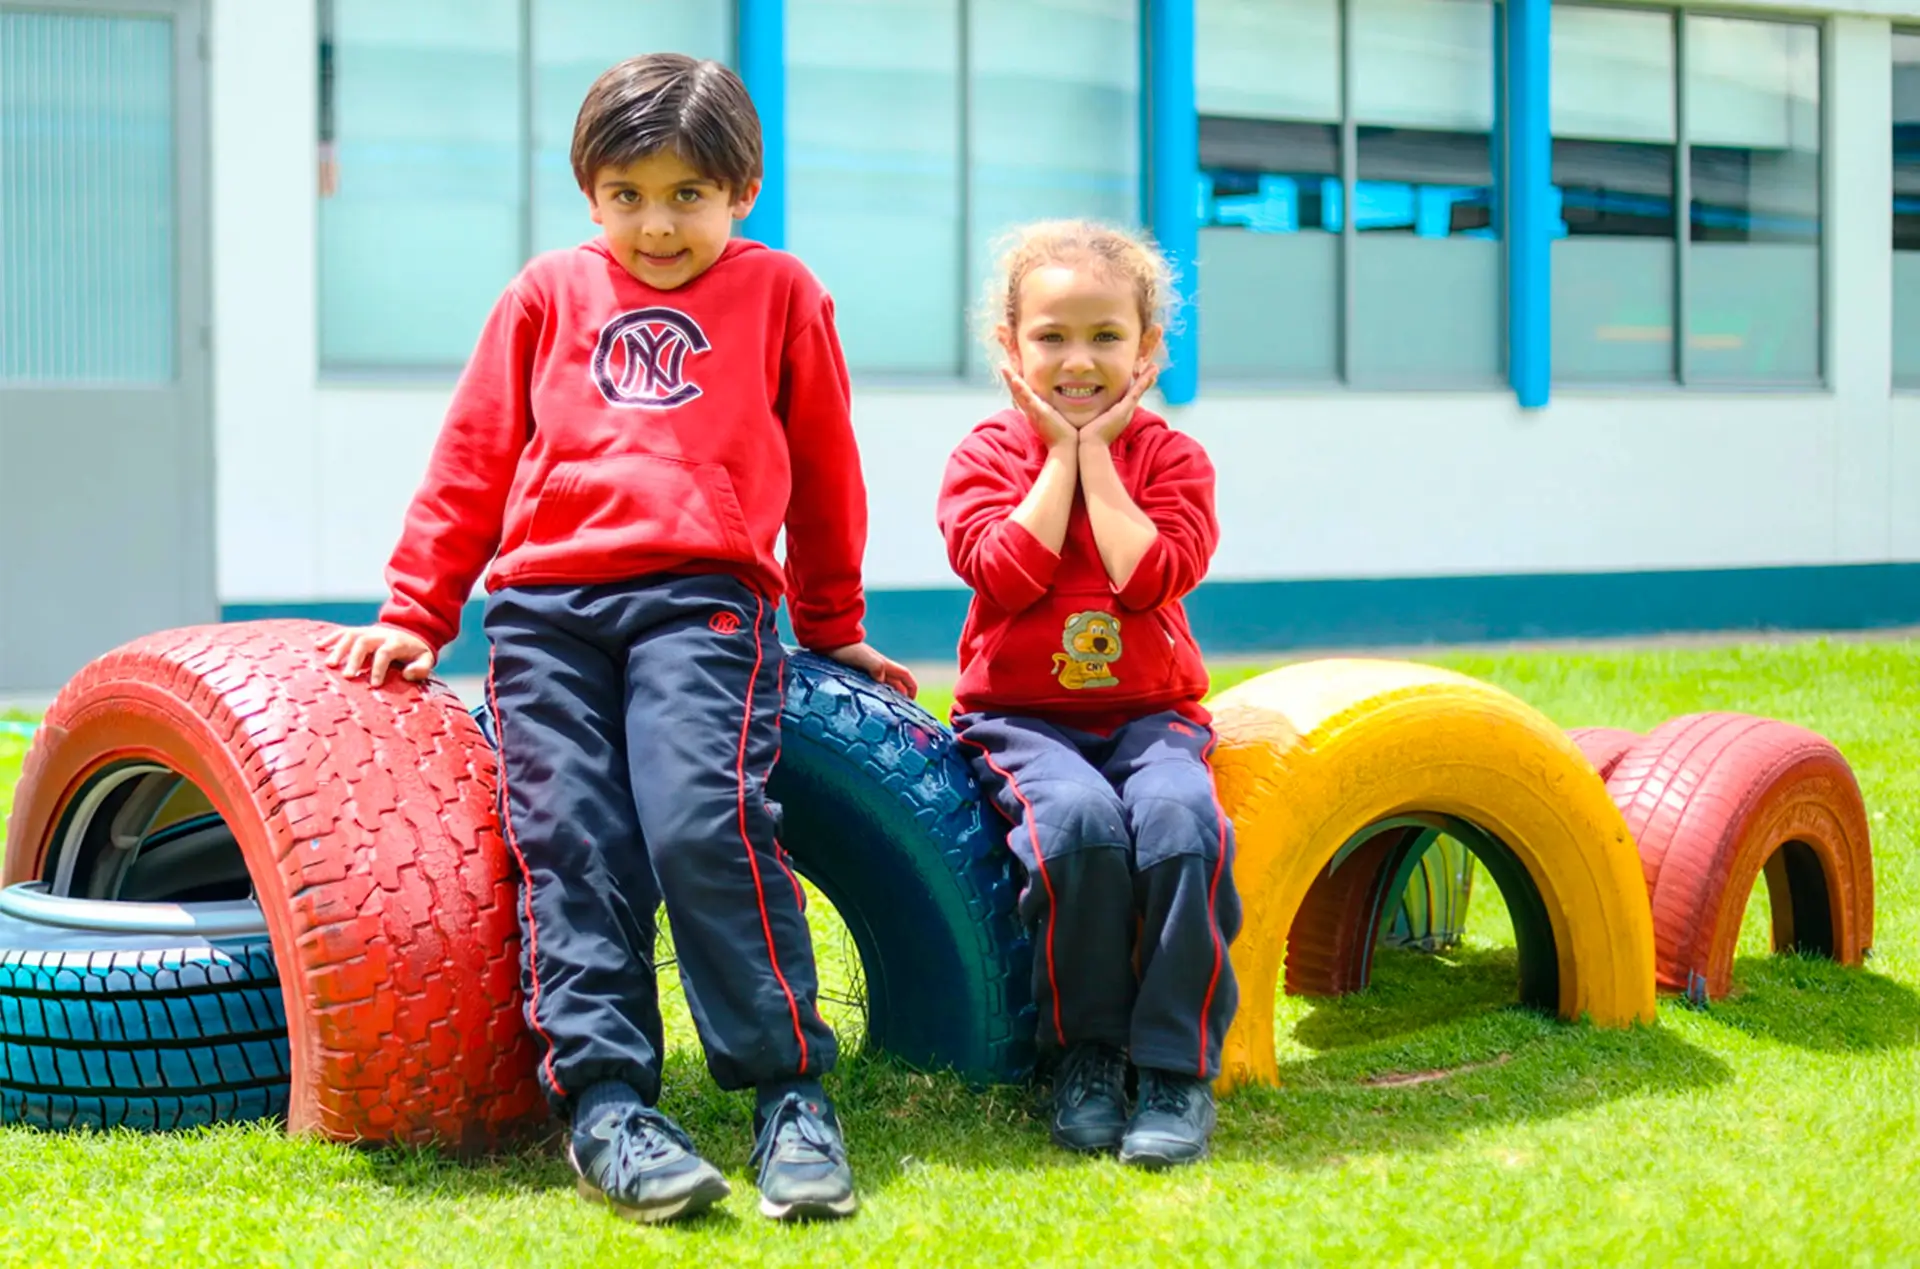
left=758, top=1190, right=859, bottom=1221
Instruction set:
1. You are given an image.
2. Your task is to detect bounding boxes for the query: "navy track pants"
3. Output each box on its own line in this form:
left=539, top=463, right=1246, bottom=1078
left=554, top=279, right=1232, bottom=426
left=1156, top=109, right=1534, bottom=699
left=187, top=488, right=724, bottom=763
left=954, top=710, right=1242, bottom=1080
left=484, top=574, right=834, bottom=1112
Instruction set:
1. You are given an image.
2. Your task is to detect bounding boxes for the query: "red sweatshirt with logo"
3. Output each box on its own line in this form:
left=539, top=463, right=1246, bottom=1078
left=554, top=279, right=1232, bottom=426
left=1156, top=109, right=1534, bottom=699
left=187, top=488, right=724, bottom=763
left=377, top=237, right=867, bottom=653
left=938, top=407, right=1219, bottom=733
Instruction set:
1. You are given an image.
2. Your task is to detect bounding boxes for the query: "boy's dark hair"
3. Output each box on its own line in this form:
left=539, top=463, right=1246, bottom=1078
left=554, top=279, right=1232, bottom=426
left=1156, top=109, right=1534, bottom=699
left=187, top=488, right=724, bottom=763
left=571, top=53, right=762, bottom=194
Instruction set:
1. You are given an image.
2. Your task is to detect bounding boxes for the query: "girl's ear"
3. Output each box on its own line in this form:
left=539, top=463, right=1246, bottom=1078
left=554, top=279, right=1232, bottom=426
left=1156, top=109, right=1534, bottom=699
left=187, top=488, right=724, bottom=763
left=1137, top=322, right=1165, bottom=367
left=995, top=323, right=1020, bottom=372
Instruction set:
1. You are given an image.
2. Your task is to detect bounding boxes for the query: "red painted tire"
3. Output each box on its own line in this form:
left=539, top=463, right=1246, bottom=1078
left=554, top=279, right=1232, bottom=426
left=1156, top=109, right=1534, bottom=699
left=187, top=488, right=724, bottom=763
left=1567, top=727, right=1641, bottom=782
left=2, top=621, right=545, bottom=1147
left=1283, top=827, right=1423, bottom=997
left=1605, top=713, right=1874, bottom=1001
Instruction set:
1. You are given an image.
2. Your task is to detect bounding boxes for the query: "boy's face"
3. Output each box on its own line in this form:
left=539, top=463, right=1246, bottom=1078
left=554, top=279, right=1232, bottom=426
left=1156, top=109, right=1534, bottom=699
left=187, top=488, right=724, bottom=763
left=588, top=150, right=759, bottom=290
left=999, top=263, right=1161, bottom=429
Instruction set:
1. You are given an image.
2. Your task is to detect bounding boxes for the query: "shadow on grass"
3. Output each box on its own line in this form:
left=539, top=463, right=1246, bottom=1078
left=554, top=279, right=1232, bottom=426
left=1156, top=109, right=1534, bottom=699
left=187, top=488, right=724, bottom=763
left=1703, top=952, right=1920, bottom=1053
left=1199, top=944, right=1731, bottom=1171
left=363, top=944, right=1736, bottom=1197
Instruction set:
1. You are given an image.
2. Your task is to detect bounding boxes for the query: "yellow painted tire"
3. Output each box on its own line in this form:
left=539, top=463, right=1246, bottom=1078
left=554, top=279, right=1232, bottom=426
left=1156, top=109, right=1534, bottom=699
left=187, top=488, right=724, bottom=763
left=1209, top=659, right=1656, bottom=1090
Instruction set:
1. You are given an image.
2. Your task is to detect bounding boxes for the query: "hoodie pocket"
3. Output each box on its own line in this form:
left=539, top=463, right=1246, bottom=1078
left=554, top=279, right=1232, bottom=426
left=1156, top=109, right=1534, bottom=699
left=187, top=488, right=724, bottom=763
left=528, top=454, right=753, bottom=562
left=981, top=593, right=1181, bottom=706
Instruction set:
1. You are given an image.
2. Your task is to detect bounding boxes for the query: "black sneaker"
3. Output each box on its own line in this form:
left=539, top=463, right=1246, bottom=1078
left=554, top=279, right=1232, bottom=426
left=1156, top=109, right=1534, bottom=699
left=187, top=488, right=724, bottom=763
left=568, top=1097, right=731, bottom=1223
left=750, top=1091, right=858, bottom=1220
left=1118, top=1068, right=1216, bottom=1169
left=1050, top=1042, right=1130, bottom=1153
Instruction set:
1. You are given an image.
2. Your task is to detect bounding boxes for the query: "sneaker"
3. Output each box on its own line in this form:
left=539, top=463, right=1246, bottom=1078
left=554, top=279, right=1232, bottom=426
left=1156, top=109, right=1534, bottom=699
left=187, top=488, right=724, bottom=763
left=568, top=1096, right=731, bottom=1224
left=750, top=1091, right=858, bottom=1220
left=1118, top=1068, right=1216, bottom=1169
left=1049, top=1042, right=1130, bottom=1153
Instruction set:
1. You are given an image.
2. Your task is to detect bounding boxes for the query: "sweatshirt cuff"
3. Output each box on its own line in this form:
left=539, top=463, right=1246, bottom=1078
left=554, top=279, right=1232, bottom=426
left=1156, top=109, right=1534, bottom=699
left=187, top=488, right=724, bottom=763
left=792, top=608, right=866, bottom=655
left=377, top=600, right=455, bottom=653
left=1113, top=536, right=1171, bottom=612
left=996, top=521, right=1062, bottom=606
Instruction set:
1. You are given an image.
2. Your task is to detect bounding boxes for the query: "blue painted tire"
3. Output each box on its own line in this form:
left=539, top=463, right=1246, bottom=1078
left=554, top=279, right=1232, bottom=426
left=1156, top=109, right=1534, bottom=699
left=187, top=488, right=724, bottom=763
left=0, top=903, right=289, bottom=1131
left=474, top=650, right=1035, bottom=1084
left=769, top=652, right=1033, bottom=1084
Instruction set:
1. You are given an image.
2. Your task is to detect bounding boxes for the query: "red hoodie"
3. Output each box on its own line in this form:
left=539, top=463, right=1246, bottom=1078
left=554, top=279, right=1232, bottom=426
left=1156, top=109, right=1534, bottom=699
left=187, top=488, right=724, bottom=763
left=378, top=238, right=866, bottom=652
left=938, top=407, right=1218, bottom=732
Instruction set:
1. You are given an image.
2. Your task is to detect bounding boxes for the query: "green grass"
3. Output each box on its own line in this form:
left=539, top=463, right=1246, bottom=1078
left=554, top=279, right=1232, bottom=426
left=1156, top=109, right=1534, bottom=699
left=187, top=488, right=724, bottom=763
left=4, top=639, right=1920, bottom=1266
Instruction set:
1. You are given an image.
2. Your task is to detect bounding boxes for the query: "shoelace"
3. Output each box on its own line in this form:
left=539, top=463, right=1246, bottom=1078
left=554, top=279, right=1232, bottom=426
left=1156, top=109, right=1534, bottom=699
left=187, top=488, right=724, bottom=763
left=1135, top=1074, right=1192, bottom=1118
left=752, top=1094, right=843, bottom=1167
left=1059, top=1045, right=1128, bottom=1107
left=589, top=1107, right=693, bottom=1188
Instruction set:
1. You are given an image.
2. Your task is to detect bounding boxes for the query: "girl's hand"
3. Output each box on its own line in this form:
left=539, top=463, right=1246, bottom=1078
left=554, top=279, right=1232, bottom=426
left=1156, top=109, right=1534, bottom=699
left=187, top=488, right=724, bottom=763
left=1080, top=363, right=1159, bottom=450
left=825, top=642, right=920, bottom=698
left=318, top=624, right=437, bottom=687
left=1000, top=368, right=1078, bottom=452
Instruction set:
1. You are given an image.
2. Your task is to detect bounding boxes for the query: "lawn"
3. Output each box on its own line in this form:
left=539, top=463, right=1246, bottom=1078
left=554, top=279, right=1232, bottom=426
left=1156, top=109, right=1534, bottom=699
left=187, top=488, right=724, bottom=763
left=1, top=639, right=1917, bottom=1267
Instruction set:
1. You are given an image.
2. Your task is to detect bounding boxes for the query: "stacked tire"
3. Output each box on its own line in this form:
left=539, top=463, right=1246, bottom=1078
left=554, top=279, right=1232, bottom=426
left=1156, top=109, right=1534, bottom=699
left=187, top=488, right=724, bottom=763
left=0, top=623, right=1033, bottom=1143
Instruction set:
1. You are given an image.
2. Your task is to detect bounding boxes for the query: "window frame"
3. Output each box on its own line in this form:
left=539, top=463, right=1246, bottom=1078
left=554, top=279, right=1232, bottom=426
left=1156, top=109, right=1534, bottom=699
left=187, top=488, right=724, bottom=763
left=1196, top=0, right=1508, bottom=391
left=1549, top=0, right=1826, bottom=392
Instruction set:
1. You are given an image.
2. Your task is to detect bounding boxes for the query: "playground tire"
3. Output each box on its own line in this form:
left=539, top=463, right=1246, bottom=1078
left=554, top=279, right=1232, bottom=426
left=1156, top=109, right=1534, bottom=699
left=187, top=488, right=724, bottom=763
left=1208, top=659, right=1655, bottom=1090
left=0, top=886, right=288, bottom=1131
left=1568, top=727, right=1642, bottom=782
left=766, top=652, right=1033, bottom=1083
left=1603, top=713, right=1873, bottom=1001
left=3, top=621, right=546, bottom=1148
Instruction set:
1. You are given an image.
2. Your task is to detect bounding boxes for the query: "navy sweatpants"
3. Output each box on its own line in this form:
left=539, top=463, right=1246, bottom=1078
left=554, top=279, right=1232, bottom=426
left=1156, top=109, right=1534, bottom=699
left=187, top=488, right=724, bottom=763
left=484, top=574, right=834, bottom=1112
left=954, top=711, right=1242, bottom=1081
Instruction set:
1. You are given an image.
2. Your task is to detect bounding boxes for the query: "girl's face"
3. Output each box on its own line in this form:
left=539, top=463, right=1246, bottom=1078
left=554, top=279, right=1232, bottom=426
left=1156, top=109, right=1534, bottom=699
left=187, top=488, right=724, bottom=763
left=1000, top=262, right=1162, bottom=429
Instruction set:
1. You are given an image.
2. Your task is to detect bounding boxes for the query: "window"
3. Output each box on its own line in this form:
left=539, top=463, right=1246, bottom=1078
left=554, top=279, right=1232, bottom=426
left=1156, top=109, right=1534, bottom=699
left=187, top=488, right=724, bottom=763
left=1685, top=15, right=1820, bottom=385
left=1549, top=6, right=1820, bottom=387
left=1195, top=0, right=1499, bottom=387
left=1550, top=5, right=1676, bottom=382
left=787, top=0, right=1139, bottom=377
left=787, top=1, right=961, bottom=376
left=316, top=0, right=731, bottom=371
left=1895, top=31, right=1920, bottom=385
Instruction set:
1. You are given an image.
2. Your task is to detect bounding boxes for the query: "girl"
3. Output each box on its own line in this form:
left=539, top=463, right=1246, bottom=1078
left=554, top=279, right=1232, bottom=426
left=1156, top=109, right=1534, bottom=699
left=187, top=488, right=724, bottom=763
left=937, top=221, right=1241, bottom=1168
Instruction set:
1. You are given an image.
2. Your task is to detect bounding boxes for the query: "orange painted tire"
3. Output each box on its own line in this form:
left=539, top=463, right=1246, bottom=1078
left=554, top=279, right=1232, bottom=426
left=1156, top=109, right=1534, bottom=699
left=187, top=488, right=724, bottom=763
left=2, top=622, right=545, bottom=1147
left=1604, top=713, right=1873, bottom=1001
left=1568, top=727, right=1641, bottom=782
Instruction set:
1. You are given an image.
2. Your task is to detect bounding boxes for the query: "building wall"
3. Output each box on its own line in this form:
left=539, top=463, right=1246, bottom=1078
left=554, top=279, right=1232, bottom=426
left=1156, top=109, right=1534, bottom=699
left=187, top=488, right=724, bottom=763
left=208, top=2, right=1920, bottom=666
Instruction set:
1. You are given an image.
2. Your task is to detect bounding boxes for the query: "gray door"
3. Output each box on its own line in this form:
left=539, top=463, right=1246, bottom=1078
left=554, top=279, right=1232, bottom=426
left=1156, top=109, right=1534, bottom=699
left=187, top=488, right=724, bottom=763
left=0, top=0, right=213, bottom=694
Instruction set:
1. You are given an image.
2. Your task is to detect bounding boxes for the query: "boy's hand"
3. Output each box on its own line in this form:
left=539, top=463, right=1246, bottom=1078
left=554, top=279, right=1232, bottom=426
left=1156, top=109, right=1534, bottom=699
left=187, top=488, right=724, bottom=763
left=824, top=643, right=919, bottom=699
left=1079, top=363, right=1159, bottom=450
left=318, top=624, right=437, bottom=687
left=1000, top=369, right=1079, bottom=453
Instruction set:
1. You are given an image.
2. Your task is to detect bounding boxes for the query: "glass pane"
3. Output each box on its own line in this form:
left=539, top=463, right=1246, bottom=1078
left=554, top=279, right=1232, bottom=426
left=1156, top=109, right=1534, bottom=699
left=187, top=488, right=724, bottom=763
left=530, top=1, right=732, bottom=257
left=789, top=0, right=960, bottom=375
left=1195, top=0, right=1341, bottom=382
left=1351, top=0, right=1493, bottom=132
left=1, top=11, right=174, bottom=384
left=319, top=0, right=522, bottom=369
left=1196, top=0, right=1340, bottom=123
left=1684, top=16, right=1820, bottom=384
left=1894, top=31, right=1920, bottom=383
left=968, top=0, right=1140, bottom=378
left=1348, top=0, right=1498, bottom=383
left=1551, top=5, right=1674, bottom=383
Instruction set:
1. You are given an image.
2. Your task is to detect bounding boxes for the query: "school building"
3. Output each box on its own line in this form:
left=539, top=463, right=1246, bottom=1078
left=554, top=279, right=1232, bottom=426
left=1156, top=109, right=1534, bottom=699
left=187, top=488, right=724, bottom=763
left=3, top=0, right=1920, bottom=689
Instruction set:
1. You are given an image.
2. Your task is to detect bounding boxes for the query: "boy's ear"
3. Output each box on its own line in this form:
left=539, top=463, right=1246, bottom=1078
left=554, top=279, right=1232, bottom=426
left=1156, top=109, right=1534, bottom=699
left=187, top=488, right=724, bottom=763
left=587, top=192, right=604, bottom=226
left=730, top=178, right=764, bottom=223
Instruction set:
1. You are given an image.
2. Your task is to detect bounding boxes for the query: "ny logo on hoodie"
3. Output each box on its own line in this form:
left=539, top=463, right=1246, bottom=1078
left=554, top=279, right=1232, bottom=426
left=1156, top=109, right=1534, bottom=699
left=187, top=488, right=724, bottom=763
left=591, top=307, right=711, bottom=409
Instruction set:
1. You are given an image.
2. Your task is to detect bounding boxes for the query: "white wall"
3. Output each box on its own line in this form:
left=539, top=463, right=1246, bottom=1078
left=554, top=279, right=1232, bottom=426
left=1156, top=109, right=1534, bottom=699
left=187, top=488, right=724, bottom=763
left=209, top=1, right=1920, bottom=605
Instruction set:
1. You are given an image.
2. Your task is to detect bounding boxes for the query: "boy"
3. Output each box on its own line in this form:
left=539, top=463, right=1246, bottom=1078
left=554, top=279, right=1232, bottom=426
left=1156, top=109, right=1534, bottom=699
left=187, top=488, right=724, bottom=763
left=321, top=53, right=913, bottom=1223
